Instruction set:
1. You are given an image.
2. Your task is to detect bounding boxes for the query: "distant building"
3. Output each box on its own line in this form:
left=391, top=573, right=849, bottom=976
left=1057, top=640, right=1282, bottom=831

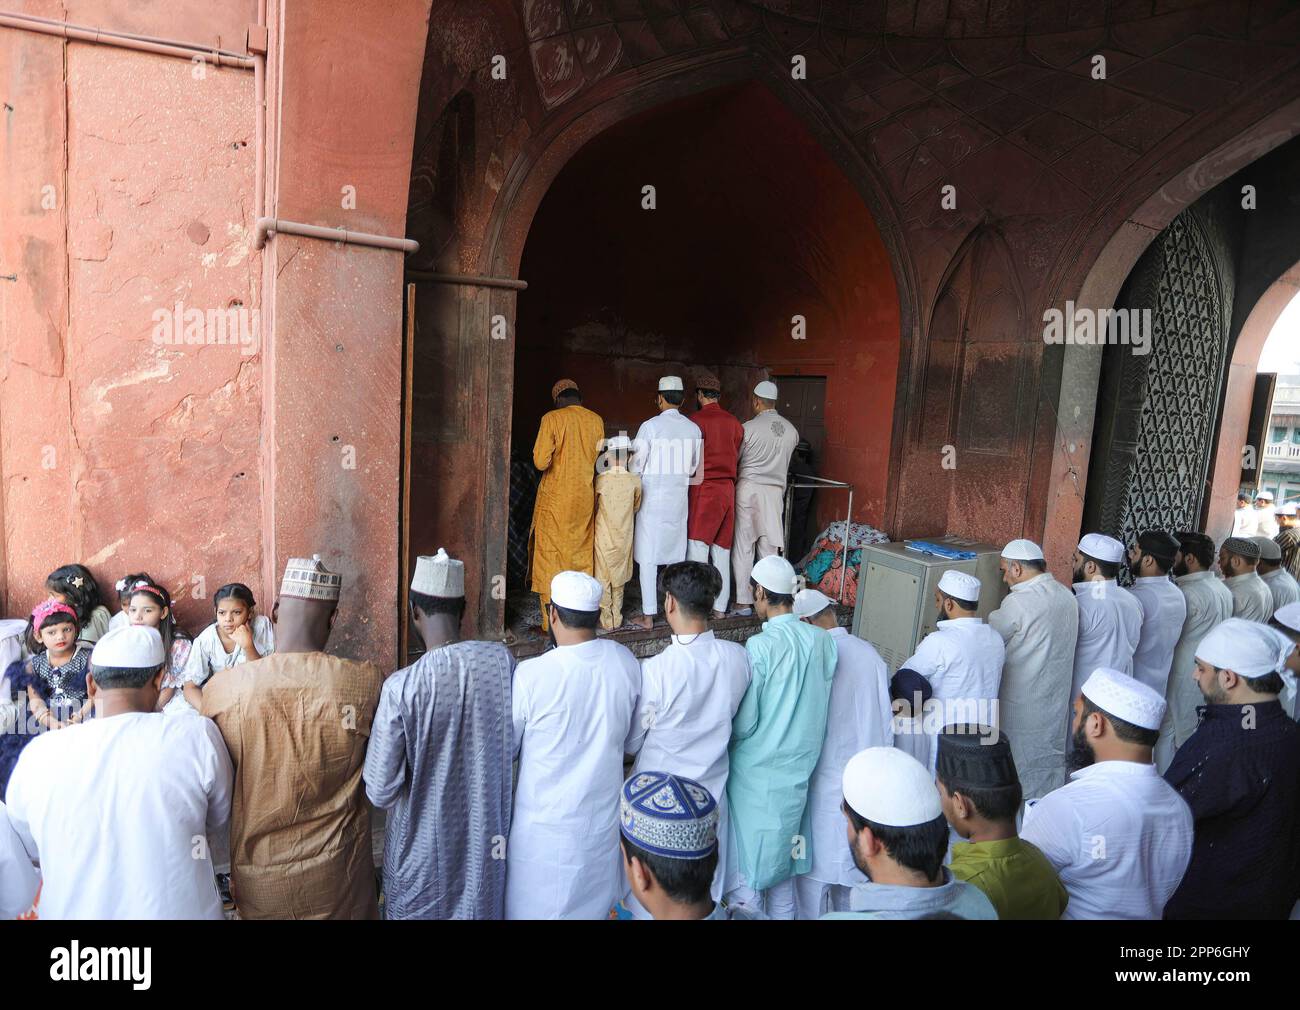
left=1263, top=374, right=1300, bottom=507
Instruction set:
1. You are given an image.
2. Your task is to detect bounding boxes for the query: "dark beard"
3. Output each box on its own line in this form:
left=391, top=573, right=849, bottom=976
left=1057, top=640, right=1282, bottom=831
left=1128, top=559, right=1144, bottom=579
left=1172, top=558, right=1189, bottom=577
left=1072, top=565, right=1087, bottom=584
left=1067, top=722, right=1096, bottom=773
left=1201, top=682, right=1229, bottom=705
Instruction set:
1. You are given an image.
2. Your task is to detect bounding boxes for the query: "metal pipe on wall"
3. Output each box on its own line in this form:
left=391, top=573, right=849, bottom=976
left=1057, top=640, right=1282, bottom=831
left=404, top=270, right=528, bottom=291
left=255, top=217, right=419, bottom=254
left=0, top=10, right=255, bottom=67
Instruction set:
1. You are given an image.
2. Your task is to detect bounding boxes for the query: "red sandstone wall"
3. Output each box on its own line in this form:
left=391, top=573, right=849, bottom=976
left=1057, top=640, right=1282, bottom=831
left=0, top=20, right=261, bottom=632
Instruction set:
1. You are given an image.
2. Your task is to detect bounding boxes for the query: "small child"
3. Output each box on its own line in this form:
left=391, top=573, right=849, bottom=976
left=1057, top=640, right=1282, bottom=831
left=110, top=571, right=156, bottom=632
left=936, top=725, right=1068, bottom=921
left=21, top=600, right=93, bottom=730
left=120, top=582, right=193, bottom=713
left=175, top=583, right=275, bottom=711
left=594, top=435, right=642, bottom=631
left=44, top=564, right=111, bottom=647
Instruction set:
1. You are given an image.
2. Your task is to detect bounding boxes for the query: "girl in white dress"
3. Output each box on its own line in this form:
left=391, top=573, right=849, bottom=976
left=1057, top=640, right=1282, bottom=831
left=174, top=583, right=275, bottom=712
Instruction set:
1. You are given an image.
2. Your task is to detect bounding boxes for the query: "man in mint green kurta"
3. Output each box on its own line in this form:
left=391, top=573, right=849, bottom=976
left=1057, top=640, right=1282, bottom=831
left=725, top=555, right=835, bottom=919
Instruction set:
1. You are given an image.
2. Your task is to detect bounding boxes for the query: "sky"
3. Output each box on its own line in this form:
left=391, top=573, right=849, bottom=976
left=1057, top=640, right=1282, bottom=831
left=1259, top=287, right=1300, bottom=376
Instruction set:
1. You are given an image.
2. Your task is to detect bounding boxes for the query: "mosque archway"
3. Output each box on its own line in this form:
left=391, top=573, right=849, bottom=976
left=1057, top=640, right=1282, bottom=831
left=502, top=81, right=903, bottom=636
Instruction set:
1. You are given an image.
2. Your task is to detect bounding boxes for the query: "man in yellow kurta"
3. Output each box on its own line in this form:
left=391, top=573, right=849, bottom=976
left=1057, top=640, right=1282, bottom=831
left=530, top=379, right=605, bottom=630
left=594, top=434, right=642, bottom=630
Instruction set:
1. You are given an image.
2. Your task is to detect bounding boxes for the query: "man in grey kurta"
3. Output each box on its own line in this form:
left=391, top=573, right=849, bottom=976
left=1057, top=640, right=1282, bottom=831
left=364, top=549, right=514, bottom=919
left=1220, top=536, right=1272, bottom=622
left=1156, top=532, right=1234, bottom=772
left=987, top=539, right=1078, bottom=803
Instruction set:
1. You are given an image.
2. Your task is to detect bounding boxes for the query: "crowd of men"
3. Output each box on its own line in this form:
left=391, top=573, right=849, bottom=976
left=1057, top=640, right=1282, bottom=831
left=3, top=501, right=1300, bottom=919
left=528, top=372, right=801, bottom=632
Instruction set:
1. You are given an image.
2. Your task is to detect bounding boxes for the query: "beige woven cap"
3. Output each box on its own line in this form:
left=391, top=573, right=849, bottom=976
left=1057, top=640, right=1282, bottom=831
left=280, top=554, right=342, bottom=602
left=412, top=547, right=465, bottom=597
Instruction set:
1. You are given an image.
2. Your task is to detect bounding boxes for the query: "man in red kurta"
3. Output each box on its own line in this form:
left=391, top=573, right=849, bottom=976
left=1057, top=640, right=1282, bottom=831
left=687, top=370, right=745, bottom=617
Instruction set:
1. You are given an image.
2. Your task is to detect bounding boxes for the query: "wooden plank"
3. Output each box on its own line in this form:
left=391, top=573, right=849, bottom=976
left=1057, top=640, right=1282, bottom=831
left=398, top=282, right=416, bottom=664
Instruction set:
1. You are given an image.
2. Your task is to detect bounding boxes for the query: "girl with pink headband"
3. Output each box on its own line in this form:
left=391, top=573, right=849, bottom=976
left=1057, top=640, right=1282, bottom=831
left=0, top=599, right=93, bottom=795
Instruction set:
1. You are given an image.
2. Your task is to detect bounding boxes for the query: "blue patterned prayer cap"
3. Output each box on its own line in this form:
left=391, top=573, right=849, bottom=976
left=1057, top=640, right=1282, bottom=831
left=619, top=771, right=719, bottom=860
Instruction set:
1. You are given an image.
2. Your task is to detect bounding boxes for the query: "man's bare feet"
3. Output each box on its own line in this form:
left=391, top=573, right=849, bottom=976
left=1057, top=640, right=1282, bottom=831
left=711, top=610, right=727, bottom=621
left=629, top=614, right=654, bottom=630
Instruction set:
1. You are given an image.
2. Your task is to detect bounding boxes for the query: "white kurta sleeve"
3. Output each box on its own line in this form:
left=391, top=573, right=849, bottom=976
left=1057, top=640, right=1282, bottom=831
left=1020, top=793, right=1078, bottom=873
left=0, top=801, right=38, bottom=919
left=624, top=662, right=655, bottom=756
left=900, top=634, right=944, bottom=681
left=987, top=598, right=1020, bottom=644
left=511, top=670, right=530, bottom=758
left=200, top=718, right=234, bottom=841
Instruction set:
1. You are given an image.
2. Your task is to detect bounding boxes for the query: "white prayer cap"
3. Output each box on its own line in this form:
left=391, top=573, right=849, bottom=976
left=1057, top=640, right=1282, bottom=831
left=1274, top=601, right=1300, bottom=634
left=1077, top=532, right=1124, bottom=564
left=658, top=375, right=684, bottom=392
left=753, top=380, right=778, bottom=400
left=412, top=547, right=464, bottom=597
left=937, top=569, right=980, bottom=601
left=550, top=570, right=602, bottom=612
left=1257, top=490, right=1274, bottom=501
left=793, top=588, right=833, bottom=619
left=751, top=554, right=798, bottom=596
left=1278, top=503, right=1298, bottom=517
left=1195, top=618, right=1292, bottom=677
left=603, top=435, right=632, bottom=452
left=1001, top=538, right=1044, bottom=562
left=1081, top=667, right=1165, bottom=731
left=1253, top=536, right=1282, bottom=562
left=842, top=747, right=942, bottom=827
left=91, top=625, right=164, bottom=669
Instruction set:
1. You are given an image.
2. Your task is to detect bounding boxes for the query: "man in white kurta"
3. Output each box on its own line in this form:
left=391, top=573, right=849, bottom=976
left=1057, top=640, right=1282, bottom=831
left=1156, top=531, right=1235, bottom=772
left=731, top=380, right=799, bottom=611
left=1257, top=536, right=1300, bottom=610
left=1022, top=668, right=1193, bottom=920
left=988, top=539, right=1079, bottom=803
left=1220, top=536, right=1273, bottom=622
left=1070, top=534, right=1143, bottom=705
left=1254, top=491, right=1279, bottom=538
left=791, top=589, right=892, bottom=918
left=1232, top=494, right=1256, bottom=537
left=1125, top=531, right=1187, bottom=699
left=507, top=572, right=641, bottom=919
left=622, top=561, right=750, bottom=916
left=630, top=375, right=702, bottom=628
left=892, top=571, right=1004, bottom=773
left=5, top=625, right=232, bottom=919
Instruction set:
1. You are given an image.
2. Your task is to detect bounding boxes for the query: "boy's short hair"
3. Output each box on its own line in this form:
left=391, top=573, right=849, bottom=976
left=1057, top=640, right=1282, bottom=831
left=410, top=589, right=466, bottom=620
left=92, top=663, right=164, bottom=691
left=660, top=562, right=722, bottom=620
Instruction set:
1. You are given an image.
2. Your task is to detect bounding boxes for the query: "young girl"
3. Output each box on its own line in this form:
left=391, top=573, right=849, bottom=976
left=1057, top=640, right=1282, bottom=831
left=175, top=583, right=275, bottom=711
left=24, top=600, right=95, bottom=728
left=44, top=564, right=112, bottom=647
left=121, top=583, right=193, bottom=712
left=109, top=571, right=156, bottom=632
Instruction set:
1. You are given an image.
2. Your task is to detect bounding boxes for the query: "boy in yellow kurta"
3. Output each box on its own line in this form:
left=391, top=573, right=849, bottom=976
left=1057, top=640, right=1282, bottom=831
left=529, top=380, right=606, bottom=629
left=594, top=435, right=642, bottom=630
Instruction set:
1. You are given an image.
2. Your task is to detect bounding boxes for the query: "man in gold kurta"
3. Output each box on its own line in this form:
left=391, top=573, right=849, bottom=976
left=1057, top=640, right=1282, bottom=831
left=530, top=379, right=605, bottom=630
left=203, top=554, right=385, bottom=919
left=594, top=435, right=642, bottom=630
